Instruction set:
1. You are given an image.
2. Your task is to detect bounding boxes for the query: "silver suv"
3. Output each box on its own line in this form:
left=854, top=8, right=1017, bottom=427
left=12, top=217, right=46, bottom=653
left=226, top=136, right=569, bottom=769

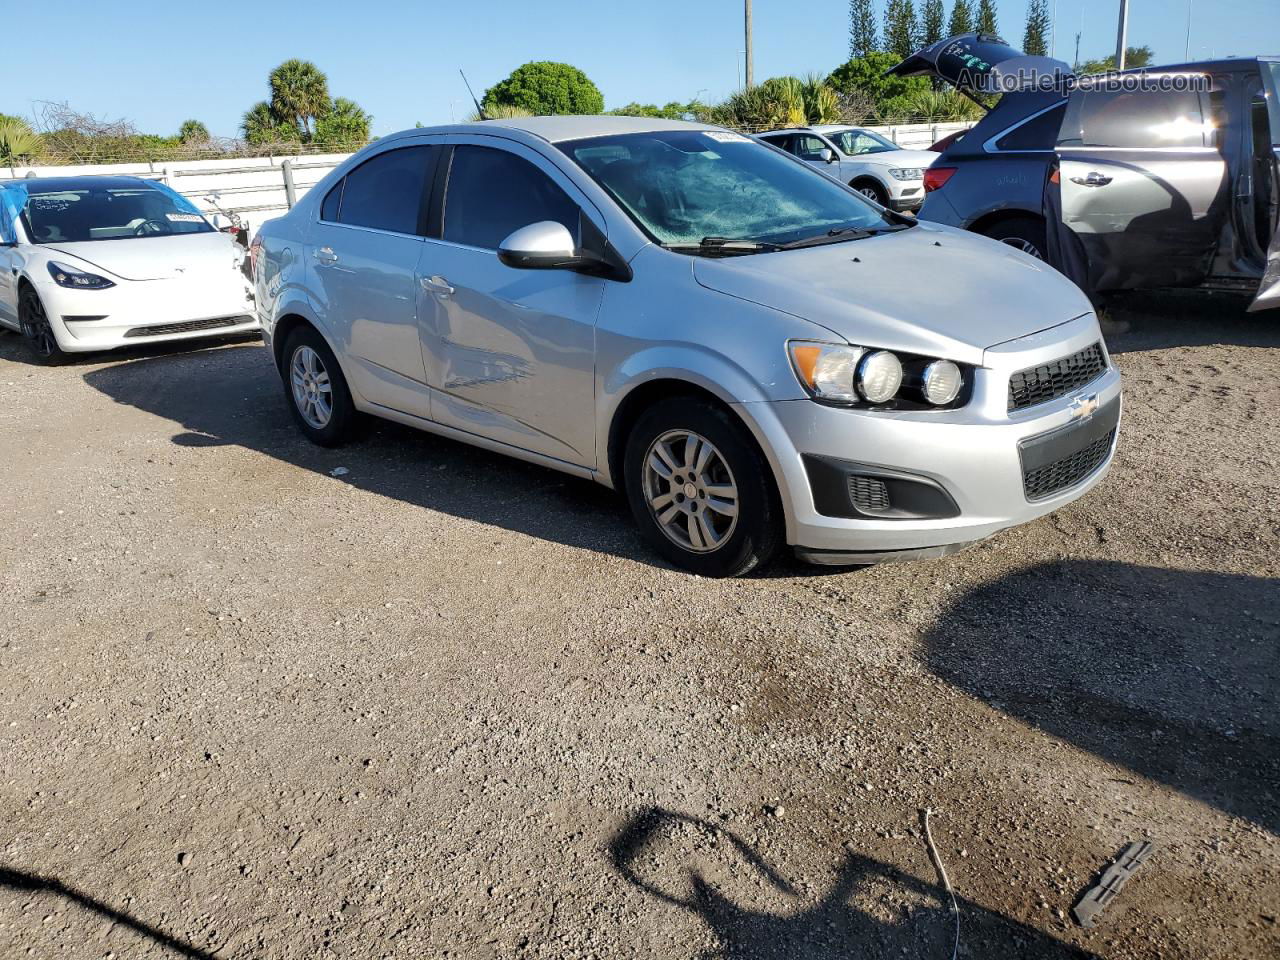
left=253, top=116, right=1121, bottom=576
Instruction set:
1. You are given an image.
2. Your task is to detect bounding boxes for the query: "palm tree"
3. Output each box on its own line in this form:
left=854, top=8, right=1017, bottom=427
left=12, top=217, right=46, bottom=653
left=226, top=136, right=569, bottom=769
left=269, top=59, right=330, bottom=140
left=178, top=119, right=210, bottom=144
left=314, top=97, right=373, bottom=146
left=241, top=101, right=298, bottom=145
left=0, top=116, right=42, bottom=164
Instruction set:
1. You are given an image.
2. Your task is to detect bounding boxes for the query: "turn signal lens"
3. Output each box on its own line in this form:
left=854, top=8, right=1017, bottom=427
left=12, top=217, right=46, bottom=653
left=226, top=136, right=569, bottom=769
left=922, top=359, right=963, bottom=405
left=856, top=351, right=904, bottom=404
left=923, top=166, right=957, bottom=192
left=788, top=342, right=863, bottom=404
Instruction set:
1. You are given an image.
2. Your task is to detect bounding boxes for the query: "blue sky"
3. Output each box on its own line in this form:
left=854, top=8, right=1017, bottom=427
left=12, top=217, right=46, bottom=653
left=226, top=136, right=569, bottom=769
left=7, top=0, right=1278, bottom=138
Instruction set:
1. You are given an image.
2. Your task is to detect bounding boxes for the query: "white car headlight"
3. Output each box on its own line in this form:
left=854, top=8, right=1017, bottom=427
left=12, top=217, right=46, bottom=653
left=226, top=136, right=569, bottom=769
left=790, top=341, right=967, bottom=408
left=47, top=260, right=115, bottom=290
left=887, top=167, right=924, bottom=181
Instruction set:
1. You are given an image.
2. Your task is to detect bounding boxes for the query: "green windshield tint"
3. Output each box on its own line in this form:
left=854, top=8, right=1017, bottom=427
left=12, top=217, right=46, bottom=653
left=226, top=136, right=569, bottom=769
left=561, top=130, right=893, bottom=246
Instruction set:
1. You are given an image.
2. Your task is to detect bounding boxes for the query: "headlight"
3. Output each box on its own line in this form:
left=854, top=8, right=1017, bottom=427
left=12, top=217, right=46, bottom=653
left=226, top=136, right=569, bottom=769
left=47, top=261, right=115, bottom=290
left=922, top=359, right=963, bottom=405
left=789, top=342, right=863, bottom=404
left=856, top=350, right=904, bottom=403
left=888, top=167, right=924, bottom=181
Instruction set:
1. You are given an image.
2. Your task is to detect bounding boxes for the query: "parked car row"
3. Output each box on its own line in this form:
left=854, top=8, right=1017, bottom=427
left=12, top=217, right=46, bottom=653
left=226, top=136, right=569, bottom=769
left=2, top=112, right=1128, bottom=577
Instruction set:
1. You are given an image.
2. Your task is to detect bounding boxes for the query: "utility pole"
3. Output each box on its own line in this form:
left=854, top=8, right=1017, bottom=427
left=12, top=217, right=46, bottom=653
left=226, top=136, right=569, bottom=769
left=1184, top=0, right=1193, bottom=61
left=1114, top=0, right=1129, bottom=70
left=744, top=0, right=754, bottom=88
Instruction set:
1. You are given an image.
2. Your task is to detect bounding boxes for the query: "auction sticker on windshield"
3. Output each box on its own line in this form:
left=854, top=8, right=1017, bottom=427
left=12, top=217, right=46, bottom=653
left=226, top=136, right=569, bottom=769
left=706, top=132, right=750, bottom=144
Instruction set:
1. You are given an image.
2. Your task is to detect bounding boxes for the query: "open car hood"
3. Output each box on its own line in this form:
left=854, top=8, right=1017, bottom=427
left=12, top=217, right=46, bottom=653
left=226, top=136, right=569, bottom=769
left=888, top=32, right=1072, bottom=95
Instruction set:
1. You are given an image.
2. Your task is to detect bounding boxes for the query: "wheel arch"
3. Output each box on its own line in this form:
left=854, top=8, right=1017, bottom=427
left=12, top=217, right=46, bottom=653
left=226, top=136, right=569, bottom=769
left=968, top=207, right=1045, bottom=238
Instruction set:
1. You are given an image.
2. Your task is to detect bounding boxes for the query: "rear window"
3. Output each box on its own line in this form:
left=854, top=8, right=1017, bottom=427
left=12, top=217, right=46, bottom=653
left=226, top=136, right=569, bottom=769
left=1060, top=88, right=1209, bottom=149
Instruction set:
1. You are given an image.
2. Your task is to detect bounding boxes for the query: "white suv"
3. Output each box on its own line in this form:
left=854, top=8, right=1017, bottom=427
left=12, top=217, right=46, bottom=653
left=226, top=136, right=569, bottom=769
left=758, top=125, right=937, bottom=211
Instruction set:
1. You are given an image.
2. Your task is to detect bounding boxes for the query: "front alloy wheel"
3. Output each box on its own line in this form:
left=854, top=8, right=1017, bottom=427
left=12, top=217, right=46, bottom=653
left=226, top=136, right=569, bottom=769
left=19, top=288, right=64, bottom=363
left=642, top=430, right=740, bottom=554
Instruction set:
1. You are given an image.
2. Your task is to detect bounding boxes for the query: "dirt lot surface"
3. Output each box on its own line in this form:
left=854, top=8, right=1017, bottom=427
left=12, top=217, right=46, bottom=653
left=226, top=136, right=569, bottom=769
left=1, top=292, right=1276, bottom=960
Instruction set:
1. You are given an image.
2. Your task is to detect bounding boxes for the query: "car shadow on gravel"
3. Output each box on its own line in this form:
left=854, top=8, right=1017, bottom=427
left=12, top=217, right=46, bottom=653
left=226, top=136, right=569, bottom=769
left=1100, top=291, right=1280, bottom=354
left=80, top=342, right=671, bottom=566
left=610, top=808, right=1097, bottom=959
left=922, top=560, right=1279, bottom=834
left=0, top=866, right=214, bottom=958
left=0, top=329, right=261, bottom=368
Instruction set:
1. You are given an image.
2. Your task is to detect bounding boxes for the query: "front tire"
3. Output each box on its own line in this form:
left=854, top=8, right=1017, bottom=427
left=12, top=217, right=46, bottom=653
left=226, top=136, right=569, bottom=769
left=623, top=398, right=783, bottom=577
left=280, top=326, right=357, bottom=447
left=851, top=179, right=889, bottom=207
left=19, top=286, right=67, bottom=364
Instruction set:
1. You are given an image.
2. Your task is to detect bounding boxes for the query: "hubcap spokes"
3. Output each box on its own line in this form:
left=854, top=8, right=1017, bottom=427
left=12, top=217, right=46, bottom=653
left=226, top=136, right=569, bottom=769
left=1001, top=237, right=1043, bottom=260
left=290, top=346, right=332, bottom=428
left=643, top=429, right=739, bottom=554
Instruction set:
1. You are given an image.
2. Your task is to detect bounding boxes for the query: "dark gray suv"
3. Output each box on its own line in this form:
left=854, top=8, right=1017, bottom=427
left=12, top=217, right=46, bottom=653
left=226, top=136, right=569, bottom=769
left=892, top=34, right=1280, bottom=312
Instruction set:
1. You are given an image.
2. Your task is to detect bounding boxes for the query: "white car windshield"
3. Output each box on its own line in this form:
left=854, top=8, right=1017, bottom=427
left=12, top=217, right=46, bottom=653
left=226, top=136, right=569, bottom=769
left=22, top=184, right=213, bottom=243
left=561, top=130, right=898, bottom=250
left=827, top=128, right=899, bottom=156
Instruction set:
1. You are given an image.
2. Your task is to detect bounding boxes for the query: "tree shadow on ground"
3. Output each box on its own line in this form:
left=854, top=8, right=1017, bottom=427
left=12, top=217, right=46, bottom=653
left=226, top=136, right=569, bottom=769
left=921, top=560, right=1279, bottom=834
left=78, top=341, right=824, bottom=577
left=609, top=808, right=1097, bottom=959
left=0, top=866, right=215, bottom=958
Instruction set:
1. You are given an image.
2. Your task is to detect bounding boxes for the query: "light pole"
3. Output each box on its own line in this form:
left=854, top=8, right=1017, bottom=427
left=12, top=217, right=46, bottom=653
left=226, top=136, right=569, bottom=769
left=744, top=0, right=754, bottom=88
left=1184, top=0, right=1193, bottom=61
left=1114, top=0, right=1130, bottom=70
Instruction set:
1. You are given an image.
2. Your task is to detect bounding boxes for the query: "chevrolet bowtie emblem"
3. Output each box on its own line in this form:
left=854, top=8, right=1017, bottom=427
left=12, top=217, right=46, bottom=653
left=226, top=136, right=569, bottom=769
left=1070, top=392, right=1100, bottom=421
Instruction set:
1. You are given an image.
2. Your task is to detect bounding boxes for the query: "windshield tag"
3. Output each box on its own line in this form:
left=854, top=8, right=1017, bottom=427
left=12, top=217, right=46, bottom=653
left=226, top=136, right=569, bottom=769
left=705, top=132, right=750, bottom=144
left=165, top=213, right=204, bottom=223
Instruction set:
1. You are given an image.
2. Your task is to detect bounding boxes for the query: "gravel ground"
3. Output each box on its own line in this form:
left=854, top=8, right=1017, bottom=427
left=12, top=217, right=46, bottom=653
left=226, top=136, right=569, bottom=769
left=0, top=292, right=1276, bottom=960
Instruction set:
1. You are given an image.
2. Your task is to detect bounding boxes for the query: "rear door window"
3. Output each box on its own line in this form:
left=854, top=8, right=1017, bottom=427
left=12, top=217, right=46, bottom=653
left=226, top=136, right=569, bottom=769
left=333, top=146, right=435, bottom=234
left=442, top=145, right=580, bottom=250
left=1060, top=88, right=1209, bottom=149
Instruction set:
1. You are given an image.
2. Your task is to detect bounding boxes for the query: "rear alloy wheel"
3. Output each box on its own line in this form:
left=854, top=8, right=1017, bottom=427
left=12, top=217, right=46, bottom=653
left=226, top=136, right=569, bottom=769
left=982, top=218, right=1048, bottom=261
left=624, top=398, right=782, bottom=577
left=19, top=287, right=66, bottom=364
left=281, top=326, right=357, bottom=446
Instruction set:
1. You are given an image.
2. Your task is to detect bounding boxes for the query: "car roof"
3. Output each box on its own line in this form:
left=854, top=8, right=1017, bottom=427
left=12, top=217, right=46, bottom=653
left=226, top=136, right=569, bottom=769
left=3, top=175, right=157, bottom=193
left=381, top=115, right=721, bottom=145
left=757, top=125, right=873, bottom=136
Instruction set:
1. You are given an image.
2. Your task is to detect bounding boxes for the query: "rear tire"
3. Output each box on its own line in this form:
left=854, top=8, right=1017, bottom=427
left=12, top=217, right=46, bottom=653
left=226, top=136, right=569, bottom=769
left=19, top=286, right=67, bottom=365
left=280, top=325, right=357, bottom=447
left=623, top=398, right=783, bottom=577
left=981, top=217, right=1048, bottom=260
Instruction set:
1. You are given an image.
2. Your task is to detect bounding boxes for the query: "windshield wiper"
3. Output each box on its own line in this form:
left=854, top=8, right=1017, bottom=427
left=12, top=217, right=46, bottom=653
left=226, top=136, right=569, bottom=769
left=774, top=226, right=874, bottom=250
left=664, top=236, right=782, bottom=256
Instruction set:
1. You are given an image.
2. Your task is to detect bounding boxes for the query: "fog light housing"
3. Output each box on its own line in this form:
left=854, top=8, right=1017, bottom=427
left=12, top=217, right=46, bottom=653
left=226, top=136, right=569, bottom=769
left=922, top=359, right=963, bottom=405
left=856, top=350, right=903, bottom=403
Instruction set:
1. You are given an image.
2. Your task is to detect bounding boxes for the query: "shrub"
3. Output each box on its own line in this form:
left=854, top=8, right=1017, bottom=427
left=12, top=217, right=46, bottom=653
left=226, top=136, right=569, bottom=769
left=483, top=62, right=604, bottom=116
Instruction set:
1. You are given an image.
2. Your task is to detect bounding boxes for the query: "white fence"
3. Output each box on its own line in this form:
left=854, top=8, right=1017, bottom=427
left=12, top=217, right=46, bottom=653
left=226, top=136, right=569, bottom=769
left=3, top=121, right=973, bottom=238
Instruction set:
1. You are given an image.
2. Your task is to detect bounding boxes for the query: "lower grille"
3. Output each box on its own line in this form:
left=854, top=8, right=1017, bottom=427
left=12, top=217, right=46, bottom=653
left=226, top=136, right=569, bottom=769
left=124, top=315, right=252, bottom=339
left=1023, top=428, right=1115, bottom=500
left=1009, top=342, right=1107, bottom=410
left=848, top=475, right=891, bottom=513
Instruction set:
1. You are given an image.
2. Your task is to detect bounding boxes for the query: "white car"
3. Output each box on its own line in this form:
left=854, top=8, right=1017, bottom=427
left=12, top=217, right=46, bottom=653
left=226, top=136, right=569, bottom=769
left=757, top=125, right=938, bottom=211
left=0, top=175, right=256, bottom=362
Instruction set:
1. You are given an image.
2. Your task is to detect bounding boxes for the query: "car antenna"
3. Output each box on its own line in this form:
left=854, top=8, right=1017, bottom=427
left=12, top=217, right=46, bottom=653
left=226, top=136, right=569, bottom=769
left=460, top=70, right=488, bottom=121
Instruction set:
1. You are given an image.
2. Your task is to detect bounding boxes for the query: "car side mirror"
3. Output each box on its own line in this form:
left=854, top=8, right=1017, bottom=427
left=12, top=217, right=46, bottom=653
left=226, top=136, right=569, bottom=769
left=497, top=221, right=583, bottom=271
left=820, top=147, right=836, bottom=163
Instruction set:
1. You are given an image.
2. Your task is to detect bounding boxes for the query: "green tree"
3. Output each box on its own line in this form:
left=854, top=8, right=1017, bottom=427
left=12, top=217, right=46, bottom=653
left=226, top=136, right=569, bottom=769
left=920, top=0, right=945, bottom=45
left=483, top=62, right=604, bottom=116
left=1078, top=46, right=1154, bottom=73
left=1022, top=0, right=1050, bottom=55
left=976, top=0, right=999, bottom=34
left=849, top=0, right=879, bottom=58
left=269, top=59, right=330, bottom=139
left=0, top=115, right=42, bottom=163
left=829, top=51, right=931, bottom=106
left=241, top=101, right=300, bottom=145
left=178, top=119, right=210, bottom=143
left=314, top=97, right=372, bottom=146
left=948, top=0, right=975, bottom=36
left=609, top=101, right=703, bottom=120
left=884, top=0, right=920, bottom=58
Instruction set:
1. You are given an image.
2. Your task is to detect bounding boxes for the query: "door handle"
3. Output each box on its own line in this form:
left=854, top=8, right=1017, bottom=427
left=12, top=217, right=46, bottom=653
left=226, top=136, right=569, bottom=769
left=1070, top=172, right=1113, bottom=187
left=313, top=246, right=338, bottom=264
left=420, top=275, right=455, bottom=296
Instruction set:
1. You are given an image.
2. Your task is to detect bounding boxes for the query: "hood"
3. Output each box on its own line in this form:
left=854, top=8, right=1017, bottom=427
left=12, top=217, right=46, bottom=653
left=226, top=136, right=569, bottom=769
left=888, top=32, right=1072, bottom=95
left=855, top=149, right=939, bottom=168
left=43, top=231, right=239, bottom=281
left=692, top=223, right=1091, bottom=366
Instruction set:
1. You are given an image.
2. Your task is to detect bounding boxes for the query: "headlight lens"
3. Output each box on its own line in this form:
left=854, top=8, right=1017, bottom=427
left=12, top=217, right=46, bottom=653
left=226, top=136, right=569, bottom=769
left=789, top=343, right=863, bottom=404
left=47, top=260, right=115, bottom=290
left=922, top=359, right=963, bottom=405
left=888, top=167, right=924, bottom=181
left=856, top=350, right=904, bottom=403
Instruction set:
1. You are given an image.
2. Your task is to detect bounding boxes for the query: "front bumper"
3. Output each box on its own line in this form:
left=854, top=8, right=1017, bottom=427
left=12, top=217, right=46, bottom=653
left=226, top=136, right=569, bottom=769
left=37, top=274, right=257, bottom=352
left=742, top=313, right=1122, bottom=559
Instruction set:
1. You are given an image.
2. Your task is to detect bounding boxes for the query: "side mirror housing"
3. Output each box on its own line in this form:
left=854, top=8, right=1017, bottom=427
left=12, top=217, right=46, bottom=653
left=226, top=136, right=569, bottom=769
left=497, top=221, right=581, bottom=270
left=820, top=147, right=836, bottom=163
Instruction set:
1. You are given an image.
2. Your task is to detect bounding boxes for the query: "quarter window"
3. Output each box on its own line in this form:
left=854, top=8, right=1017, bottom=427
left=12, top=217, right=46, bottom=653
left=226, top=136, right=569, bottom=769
left=320, top=180, right=343, bottom=221
left=443, top=145, right=580, bottom=250
left=995, top=102, right=1066, bottom=151
left=332, top=146, right=434, bottom=234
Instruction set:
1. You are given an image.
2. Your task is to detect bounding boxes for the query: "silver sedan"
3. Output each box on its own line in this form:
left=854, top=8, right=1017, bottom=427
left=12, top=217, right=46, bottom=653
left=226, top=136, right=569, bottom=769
left=252, top=116, right=1121, bottom=577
